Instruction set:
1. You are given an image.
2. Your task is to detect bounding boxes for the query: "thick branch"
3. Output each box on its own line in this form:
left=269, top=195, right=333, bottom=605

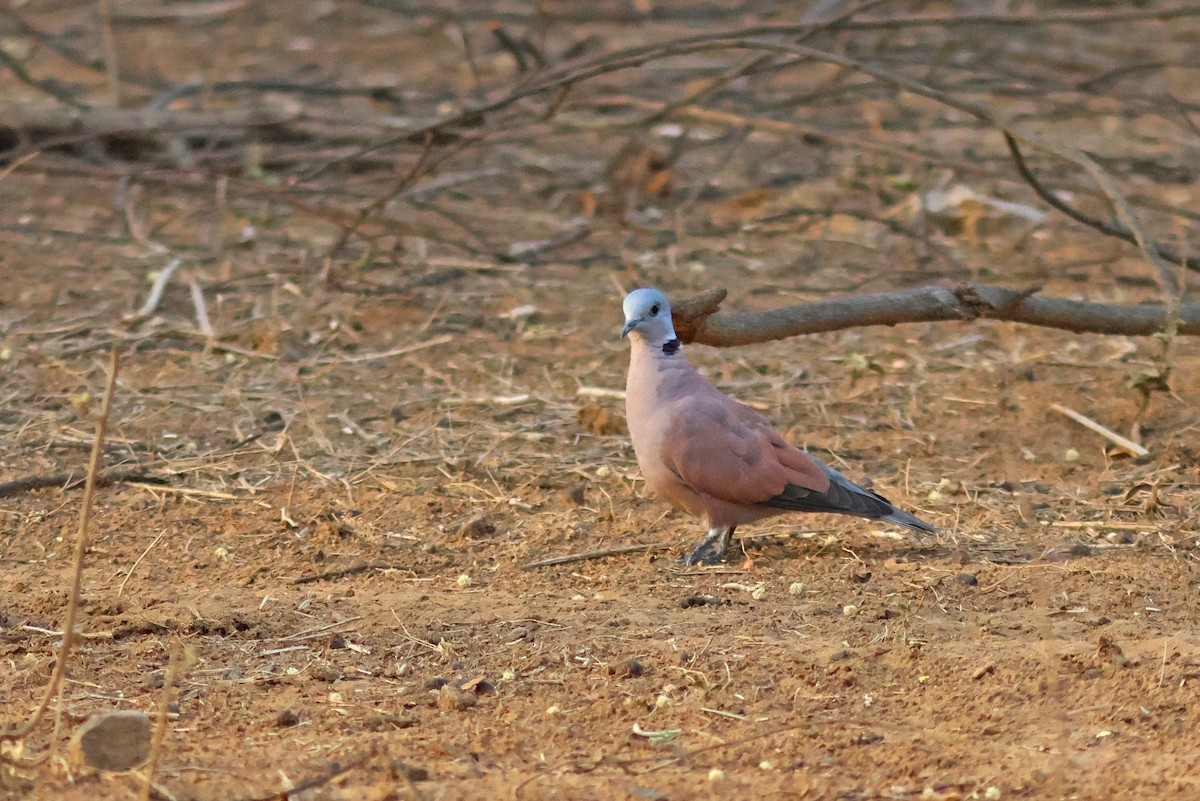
left=672, top=285, right=1200, bottom=347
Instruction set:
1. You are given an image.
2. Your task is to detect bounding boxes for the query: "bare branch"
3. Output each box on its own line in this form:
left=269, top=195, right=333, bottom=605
left=672, top=285, right=1200, bottom=348
left=732, top=39, right=1184, bottom=296
left=0, top=46, right=87, bottom=109
left=1002, top=133, right=1199, bottom=272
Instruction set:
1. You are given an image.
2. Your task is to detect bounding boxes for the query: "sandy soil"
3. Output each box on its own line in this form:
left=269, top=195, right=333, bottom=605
left=2, top=3, right=1199, bottom=799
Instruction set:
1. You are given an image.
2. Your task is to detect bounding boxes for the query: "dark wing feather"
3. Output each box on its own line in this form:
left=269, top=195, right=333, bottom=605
left=763, top=477, right=895, bottom=518
left=765, top=466, right=938, bottom=533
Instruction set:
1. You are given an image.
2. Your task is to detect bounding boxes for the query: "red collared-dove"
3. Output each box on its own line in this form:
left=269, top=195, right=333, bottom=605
left=622, top=287, right=936, bottom=564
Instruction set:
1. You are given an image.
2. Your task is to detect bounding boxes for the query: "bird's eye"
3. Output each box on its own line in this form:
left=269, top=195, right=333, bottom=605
left=649, top=304, right=660, bottom=317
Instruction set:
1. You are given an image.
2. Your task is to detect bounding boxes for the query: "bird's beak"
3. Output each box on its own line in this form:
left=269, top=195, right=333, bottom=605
left=621, top=319, right=638, bottom=338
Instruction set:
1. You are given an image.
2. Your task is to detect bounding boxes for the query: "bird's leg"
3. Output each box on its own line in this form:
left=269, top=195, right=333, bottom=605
left=678, top=526, right=736, bottom=565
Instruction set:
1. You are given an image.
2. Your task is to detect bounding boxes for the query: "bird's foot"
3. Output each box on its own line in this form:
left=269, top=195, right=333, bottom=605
left=676, top=526, right=735, bottom=566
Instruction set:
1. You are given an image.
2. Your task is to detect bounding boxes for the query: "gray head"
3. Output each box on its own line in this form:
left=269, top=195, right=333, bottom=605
left=621, top=287, right=677, bottom=345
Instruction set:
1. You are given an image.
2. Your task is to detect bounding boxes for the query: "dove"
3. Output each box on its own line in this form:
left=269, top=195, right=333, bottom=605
left=621, top=287, right=936, bottom=565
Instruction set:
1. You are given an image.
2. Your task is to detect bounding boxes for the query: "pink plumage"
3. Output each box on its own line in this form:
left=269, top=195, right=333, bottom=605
left=622, top=287, right=935, bottom=564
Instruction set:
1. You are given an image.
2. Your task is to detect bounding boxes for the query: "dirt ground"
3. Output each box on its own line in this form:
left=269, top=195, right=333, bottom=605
left=3, top=2, right=1200, bottom=800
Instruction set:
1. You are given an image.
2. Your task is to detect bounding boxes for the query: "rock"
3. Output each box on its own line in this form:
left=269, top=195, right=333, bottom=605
left=576, top=402, right=628, bottom=436
left=275, top=709, right=301, bottom=727
left=437, top=684, right=478, bottom=711
left=608, top=658, right=645, bottom=678
left=452, top=516, right=495, bottom=539
left=68, top=711, right=151, bottom=771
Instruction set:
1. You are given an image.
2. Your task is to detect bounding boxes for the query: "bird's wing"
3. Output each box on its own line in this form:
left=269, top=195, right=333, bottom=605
left=659, top=391, right=831, bottom=507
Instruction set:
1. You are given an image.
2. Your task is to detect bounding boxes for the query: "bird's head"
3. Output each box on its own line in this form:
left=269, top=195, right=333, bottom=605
left=621, top=287, right=678, bottom=347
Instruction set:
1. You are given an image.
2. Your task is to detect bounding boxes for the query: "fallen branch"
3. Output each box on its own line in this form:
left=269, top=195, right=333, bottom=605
left=292, top=559, right=412, bottom=584
left=0, top=466, right=164, bottom=499
left=671, top=285, right=1200, bottom=347
left=0, top=101, right=301, bottom=139
left=522, top=543, right=671, bottom=569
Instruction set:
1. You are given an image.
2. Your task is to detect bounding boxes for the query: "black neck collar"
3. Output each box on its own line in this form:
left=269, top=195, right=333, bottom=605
left=662, top=338, right=681, bottom=355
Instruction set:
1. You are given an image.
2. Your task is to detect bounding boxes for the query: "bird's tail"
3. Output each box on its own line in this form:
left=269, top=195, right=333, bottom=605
left=880, top=507, right=938, bottom=534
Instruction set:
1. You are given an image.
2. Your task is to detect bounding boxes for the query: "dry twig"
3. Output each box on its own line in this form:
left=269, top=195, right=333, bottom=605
left=522, top=543, right=671, bottom=569
left=1, top=346, right=119, bottom=746
left=1049, top=404, right=1150, bottom=458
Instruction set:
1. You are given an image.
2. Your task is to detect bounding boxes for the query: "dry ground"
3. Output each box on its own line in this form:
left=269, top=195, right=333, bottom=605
left=2, top=2, right=1200, bottom=800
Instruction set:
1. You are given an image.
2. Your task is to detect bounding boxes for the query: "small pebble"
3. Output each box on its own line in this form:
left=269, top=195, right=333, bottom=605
left=576, top=402, right=628, bottom=436
left=608, top=658, right=645, bottom=678
left=842, top=604, right=858, bottom=617
left=955, top=573, right=979, bottom=586
left=453, top=517, right=495, bottom=539
left=393, top=761, right=429, bottom=782
left=437, top=684, right=477, bottom=711
left=275, top=709, right=300, bottom=728
left=707, top=768, right=725, bottom=782
left=309, top=665, right=341, bottom=683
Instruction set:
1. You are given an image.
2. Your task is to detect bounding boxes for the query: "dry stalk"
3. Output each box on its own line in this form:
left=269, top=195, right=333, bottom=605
left=0, top=346, right=120, bottom=747
left=95, top=0, right=120, bottom=106
left=141, top=642, right=193, bottom=801
left=1049, top=404, right=1150, bottom=458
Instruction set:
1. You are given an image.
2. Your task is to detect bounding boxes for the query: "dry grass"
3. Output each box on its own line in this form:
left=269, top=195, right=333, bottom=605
left=2, top=2, right=1200, bottom=799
